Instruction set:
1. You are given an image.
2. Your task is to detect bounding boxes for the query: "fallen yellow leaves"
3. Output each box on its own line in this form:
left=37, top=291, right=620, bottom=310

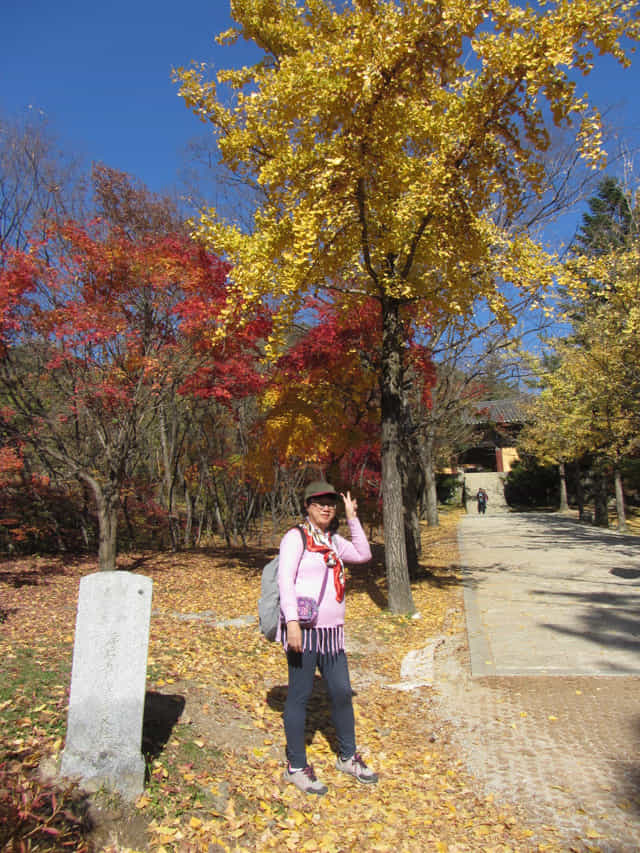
left=0, top=512, right=572, bottom=852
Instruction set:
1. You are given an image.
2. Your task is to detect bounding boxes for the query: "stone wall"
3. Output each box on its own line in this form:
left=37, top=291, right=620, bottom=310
left=463, top=471, right=508, bottom=513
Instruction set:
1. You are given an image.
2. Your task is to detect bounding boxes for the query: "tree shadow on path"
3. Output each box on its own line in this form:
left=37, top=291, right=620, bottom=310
left=461, top=510, right=640, bottom=668
left=536, top=586, right=640, bottom=667
left=470, top=511, right=640, bottom=557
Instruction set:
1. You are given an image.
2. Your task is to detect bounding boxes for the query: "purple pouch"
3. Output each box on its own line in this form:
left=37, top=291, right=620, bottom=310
left=296, top=596, right=318, bottom=628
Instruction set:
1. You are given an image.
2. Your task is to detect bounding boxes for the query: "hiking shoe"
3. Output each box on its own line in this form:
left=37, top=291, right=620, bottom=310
left=336, top=751, right=378, bottom=784
left=284, top=764, right=328, bottom=795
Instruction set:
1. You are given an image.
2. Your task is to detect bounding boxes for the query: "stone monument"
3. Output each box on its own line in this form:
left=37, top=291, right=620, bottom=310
left=60, top=571, right=153, bottom=800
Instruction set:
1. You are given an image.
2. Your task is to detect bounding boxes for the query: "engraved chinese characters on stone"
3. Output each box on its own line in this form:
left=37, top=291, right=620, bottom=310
left=61, top=571, right=152, bottom=800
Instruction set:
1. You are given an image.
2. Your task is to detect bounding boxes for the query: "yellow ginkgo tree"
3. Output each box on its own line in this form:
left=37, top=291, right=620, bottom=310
left=522, top=182, right=640, bottom=531
left=565, top=240, right=640, bottom=529
left=175, top=0, right=639, bottom=612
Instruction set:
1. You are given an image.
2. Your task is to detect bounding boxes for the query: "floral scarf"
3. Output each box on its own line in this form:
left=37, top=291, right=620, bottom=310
left=301, top=520, right=345, bottom=603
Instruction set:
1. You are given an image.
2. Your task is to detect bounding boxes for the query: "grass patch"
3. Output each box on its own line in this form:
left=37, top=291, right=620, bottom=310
left=0, top=645, right=71, bottom=746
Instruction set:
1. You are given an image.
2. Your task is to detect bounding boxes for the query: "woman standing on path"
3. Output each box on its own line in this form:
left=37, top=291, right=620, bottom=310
left=277, top=479, right=378, bottom=795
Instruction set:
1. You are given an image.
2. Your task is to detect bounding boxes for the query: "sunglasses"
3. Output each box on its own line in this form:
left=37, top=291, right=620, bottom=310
left=309, top=497, right=338, bottom=508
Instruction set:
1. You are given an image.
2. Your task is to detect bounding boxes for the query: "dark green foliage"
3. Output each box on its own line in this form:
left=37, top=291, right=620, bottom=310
left=564, top=176, right=639, bottom=326
left=572, top=176, right=636, bottom=257
left=436, top=473, right=463, bottom=505
left=620, top=458, right=640, bottom=507
left=504, top=459, right=560, bottom=508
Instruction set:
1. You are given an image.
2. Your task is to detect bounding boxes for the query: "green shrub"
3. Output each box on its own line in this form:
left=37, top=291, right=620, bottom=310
left=504, top=459, right=560, bottom=508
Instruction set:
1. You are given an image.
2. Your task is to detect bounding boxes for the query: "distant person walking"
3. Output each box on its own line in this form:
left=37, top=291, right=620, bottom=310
left=476, top=487, right=488, bottom=515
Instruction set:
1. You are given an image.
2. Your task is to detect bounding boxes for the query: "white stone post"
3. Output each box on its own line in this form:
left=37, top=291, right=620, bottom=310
left=60, top=571, right=152, bottom=800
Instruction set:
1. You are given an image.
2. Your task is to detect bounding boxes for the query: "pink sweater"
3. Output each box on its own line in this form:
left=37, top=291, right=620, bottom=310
left=278, top=518, right=372, bottom=636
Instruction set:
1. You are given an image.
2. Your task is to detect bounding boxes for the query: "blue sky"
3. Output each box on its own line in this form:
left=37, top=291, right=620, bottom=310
left=2, top=0, right=640, bottom=230
left=1, top=0, right=258, bottom=194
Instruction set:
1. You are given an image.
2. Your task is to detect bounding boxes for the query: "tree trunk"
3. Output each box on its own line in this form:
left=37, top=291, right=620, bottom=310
left=380, top=296, right=415, bottom=613
left=424, top=465, right=438, bottom=526
left=558, top=461, right=569, bottom=512
left=191, top=464, right=207, bottom=547
left=81, top=475, right=119, bottom=571
left=158, top=404, right=181, bottom=551
left=212, top=488, right=231, bottom=547
left=419, top=432, right=439, bottom=527
left=78, top=479, right=93, bottom=549
left=575, top=462, right=586, bottom=520
left=613, top=464, right=627, bottom=533
left=400, top=438, right=422, bottom=578
left=593, top=466, right=609, bottom=528
left=184, top=479, right=194, bottom=548
left=122, top=493, right=135, bottom=545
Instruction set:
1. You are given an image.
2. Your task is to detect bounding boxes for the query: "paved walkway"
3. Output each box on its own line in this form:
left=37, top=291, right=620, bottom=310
left=460, top=512, right=640, bottom=676
left=431, top=512, right=640, bottom=851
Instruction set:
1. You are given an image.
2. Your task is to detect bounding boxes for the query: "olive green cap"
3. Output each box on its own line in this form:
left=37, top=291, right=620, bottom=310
left=304, top=480, right=338, bottom=504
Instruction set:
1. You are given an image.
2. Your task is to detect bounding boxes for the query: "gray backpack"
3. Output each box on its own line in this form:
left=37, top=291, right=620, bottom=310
left=258, top=526, right=306, bottom=641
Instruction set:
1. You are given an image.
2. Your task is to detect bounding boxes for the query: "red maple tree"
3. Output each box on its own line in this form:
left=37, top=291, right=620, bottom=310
left=251, top=294, right=435, bottom=538
left=0, top=221, right=268, bottom=569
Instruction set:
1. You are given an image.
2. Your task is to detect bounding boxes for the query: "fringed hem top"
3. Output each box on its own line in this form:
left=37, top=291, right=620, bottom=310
left=279, top=624, right=345, bottom=655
